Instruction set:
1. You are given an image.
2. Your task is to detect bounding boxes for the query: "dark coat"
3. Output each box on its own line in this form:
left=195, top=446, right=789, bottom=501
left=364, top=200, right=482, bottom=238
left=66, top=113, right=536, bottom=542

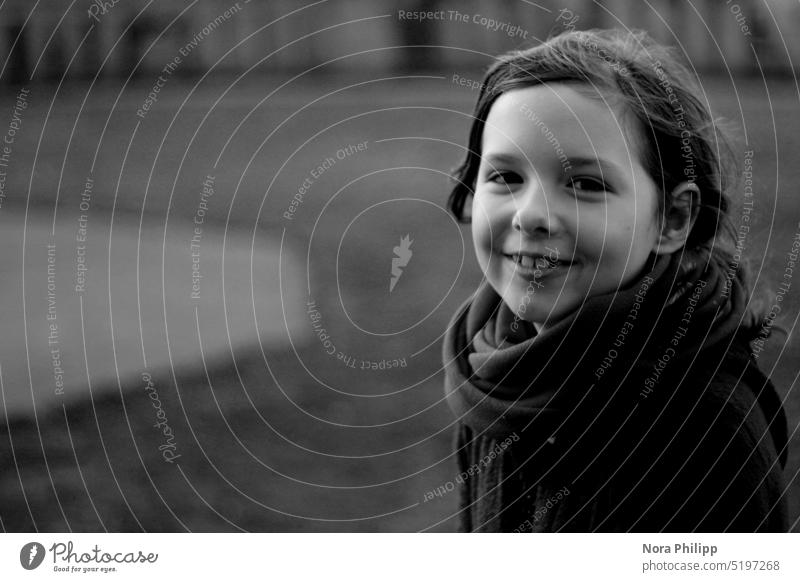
left=453, top=340, right=790, bottom=532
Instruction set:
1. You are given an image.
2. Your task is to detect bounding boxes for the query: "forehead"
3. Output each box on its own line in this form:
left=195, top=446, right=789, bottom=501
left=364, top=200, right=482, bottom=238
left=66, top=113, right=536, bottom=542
left=482, top=83, right=642, bottom=166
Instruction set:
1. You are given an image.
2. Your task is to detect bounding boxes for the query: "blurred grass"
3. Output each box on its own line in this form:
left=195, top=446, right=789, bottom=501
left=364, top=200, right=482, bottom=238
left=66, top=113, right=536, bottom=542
left=0, top=72, right=797, bottom=531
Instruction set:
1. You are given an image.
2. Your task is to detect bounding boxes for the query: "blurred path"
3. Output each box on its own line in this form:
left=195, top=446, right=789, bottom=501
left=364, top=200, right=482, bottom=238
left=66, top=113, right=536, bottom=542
left=0, top=209, right=309, bottom=418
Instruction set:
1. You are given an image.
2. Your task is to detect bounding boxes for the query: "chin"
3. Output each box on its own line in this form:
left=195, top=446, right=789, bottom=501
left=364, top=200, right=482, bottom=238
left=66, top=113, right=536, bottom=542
left=518, top=297, right=581, bottom=329
left=502, top=295, right=550, bottom=324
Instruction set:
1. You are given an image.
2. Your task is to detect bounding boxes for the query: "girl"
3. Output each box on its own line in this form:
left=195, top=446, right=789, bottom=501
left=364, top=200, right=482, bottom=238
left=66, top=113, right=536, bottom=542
left=443, top=29, right=789, bottom=532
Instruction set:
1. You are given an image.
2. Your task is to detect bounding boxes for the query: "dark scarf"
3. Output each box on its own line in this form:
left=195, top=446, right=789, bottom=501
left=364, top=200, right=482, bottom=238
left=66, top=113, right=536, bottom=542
left=444, top=252, right=787, bottom=485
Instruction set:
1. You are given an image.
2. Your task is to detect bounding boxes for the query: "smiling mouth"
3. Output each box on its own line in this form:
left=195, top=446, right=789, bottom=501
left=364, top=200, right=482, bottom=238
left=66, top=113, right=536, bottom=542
left=505, top=253, right=572, bottom=270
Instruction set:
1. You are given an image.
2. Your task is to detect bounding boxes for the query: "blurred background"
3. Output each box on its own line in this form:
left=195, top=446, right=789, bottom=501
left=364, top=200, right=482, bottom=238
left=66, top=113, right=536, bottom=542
left=0, top=0, right=798, bottom=532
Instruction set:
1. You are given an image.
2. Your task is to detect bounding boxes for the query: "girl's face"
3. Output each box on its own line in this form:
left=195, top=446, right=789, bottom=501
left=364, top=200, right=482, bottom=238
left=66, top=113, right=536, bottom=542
left=472, top=83, right=664, bottom=331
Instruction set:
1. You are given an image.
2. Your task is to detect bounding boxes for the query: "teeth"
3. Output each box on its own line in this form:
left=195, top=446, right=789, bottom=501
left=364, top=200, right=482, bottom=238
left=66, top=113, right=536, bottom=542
left=511, top=254, right=564, bottom=269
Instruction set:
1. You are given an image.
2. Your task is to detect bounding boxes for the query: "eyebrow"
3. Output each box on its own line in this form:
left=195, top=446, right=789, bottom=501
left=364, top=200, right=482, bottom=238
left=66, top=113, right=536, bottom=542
left=481, top=153, right=523, bottom=166
left=567, top=156, right=623, bottom=172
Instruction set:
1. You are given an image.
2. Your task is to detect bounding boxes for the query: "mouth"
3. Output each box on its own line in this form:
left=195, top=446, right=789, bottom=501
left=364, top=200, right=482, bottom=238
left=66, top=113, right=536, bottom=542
left=503, top=253, right=574, bottom=276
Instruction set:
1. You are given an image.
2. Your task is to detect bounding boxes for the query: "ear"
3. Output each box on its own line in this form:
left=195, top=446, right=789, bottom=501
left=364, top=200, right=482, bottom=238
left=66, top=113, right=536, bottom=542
left=652, top=181, right=700, bottom=255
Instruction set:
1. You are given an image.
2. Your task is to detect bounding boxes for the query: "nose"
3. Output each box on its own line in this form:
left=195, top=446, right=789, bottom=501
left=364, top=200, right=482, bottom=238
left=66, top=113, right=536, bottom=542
left=511, top=178, right=556, bottom=236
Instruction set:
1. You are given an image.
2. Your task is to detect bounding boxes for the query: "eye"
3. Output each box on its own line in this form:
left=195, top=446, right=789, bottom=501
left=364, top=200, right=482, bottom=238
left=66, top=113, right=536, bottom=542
left=568, top=177, right=609, bottom=193
left=486, top=170, right=523, bottom=186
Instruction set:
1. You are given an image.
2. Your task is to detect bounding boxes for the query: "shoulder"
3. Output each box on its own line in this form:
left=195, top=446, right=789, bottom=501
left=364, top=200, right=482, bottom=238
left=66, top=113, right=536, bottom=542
left=635, top=346, right=790, bottom=531
left=697, top=346, right=787, bottom=470
left=643, top=339, right=786, bottom=466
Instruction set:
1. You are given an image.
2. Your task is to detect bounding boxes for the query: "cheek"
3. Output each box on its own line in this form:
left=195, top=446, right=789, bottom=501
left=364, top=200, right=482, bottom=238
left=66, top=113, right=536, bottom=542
left=471, top=202, right=490, bottom=262
left=589, top=202, right=658, bottom=254
left=471, top=196, right=495, bottom=244
left=598, top=207, right=660, bottom=274
left=569, top=209, right=615, bottom=258
left=628, top=203, right=661, bottom=250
